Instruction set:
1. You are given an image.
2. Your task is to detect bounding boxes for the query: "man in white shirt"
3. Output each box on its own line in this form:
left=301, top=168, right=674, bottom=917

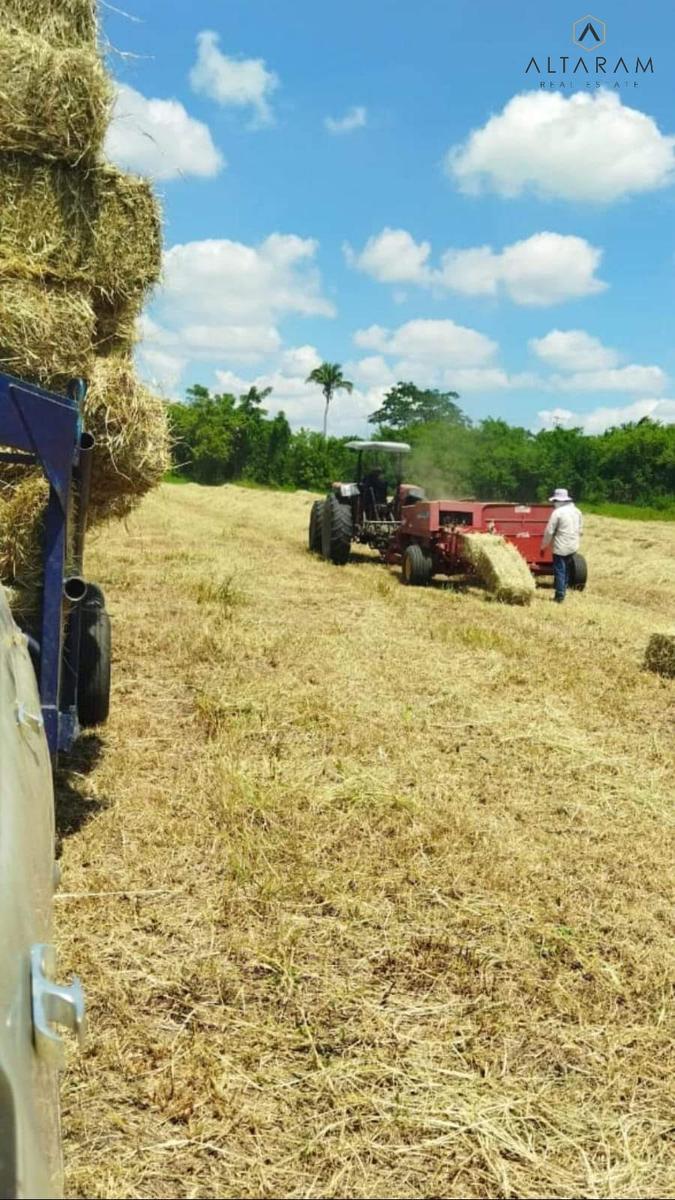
left=541, top=487, right=584, bottom=603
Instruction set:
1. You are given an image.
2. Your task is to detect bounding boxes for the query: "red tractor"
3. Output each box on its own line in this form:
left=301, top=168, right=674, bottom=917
left=308, top=440, right=588, bottom=592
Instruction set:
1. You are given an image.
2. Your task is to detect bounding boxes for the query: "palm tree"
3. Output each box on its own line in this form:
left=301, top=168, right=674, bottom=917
left=305, top=362, right=353, bottom=438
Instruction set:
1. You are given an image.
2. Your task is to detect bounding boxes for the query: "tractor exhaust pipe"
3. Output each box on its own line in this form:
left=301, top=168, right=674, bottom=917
left=63, top=575, right=88, bottom=606
left=73, top=431, right=95, bottom=574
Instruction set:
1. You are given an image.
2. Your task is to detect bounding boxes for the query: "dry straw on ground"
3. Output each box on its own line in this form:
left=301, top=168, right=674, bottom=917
left=644, top=632, right=675, bottom=678
left=56, top=486, right=675, bottom=1200
left=1, top=0, right=97, bottom=46
left=0, top=34, right=110, bottom=162
left=0, top=157, right=161, bottom=297
left=460, top=530, right=536, bottom=604
left=83, top=358, right=170, bottom=523
left=0, top=278, right=94, bottom=387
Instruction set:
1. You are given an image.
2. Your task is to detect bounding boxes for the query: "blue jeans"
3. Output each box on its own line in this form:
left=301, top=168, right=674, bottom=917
left=553, top=553, right=572, bottom=602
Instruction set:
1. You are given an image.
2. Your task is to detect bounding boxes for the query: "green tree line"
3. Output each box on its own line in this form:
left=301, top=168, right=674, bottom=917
left=167, top=379, right=675, bottom=508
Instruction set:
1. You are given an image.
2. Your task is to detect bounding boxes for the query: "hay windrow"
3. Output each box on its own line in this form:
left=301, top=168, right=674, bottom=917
left=644, top=632, right=675, bottom=678
left=83, top=358, right=171, bottom=524
left=0, top=158, right=162, bottom=297
left=0, top=0, right=97, bottom=47
left=460, top=530, right=536, bottom=605
left=0, top=278, right=94, bottom=390
left=0, top=34, right=110, bottom=163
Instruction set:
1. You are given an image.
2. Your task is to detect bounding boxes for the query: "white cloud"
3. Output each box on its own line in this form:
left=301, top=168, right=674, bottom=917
left=346, top=229, right=605, bottom=305
left=529, top=329, right=667, bottom=394
left=440, top=233, right=606, bottom=305
left=446, top=90, right=675, bottom=203
left=215, top=347, right=380, bottom=434
left=104, top=82, right=223, bottom=180
left=538, top=399, right=675, bottom=433
left=324, top=105, right=367, bottom=135
left=137, top=234, right=334, bottom=393
left=447, top=368, right=539, bottom=393
left=551, top=366, right=667, bottom=393
left=530, top=329, right=619, bottom=371
left=345, top=228, right=431, bottom=283
left=189, top=30, right=278, bottom=126
left=354, top=318, right=497, bottom=366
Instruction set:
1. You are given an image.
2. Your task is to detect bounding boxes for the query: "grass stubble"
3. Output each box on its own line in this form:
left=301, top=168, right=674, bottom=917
left=56, top=485, right=674, bottom=1199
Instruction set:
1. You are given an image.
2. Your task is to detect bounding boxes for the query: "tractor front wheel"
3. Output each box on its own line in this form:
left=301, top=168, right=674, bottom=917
left=568, top=552, right=588, bottom=591
left=308, top=499, right=325, bottom=553
left=402, top=543, right=433, bottom=586
left=321, top=495, right=352, bottom=565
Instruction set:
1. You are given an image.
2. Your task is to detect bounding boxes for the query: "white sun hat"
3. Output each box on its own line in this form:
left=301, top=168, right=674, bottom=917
left=549, top=487, right=573, bottom=502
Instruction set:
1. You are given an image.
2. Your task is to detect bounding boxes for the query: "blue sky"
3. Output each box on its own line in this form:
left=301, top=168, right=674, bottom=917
left=103, top=0, right=675, bottom=434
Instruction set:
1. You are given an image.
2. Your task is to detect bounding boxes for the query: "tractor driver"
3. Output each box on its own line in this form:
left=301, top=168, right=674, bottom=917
left=360, top=466, right=388, bottom=518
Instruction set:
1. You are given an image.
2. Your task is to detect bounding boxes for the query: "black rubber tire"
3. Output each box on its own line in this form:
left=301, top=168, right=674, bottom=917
left=568, top=552, right=588, bottom=591
left=77, top=600, right=111, bottom=727
left=308, top=499, right=325, bottom=553
left=402, top=543, right=433, bottom=586
left=321, top=494, right=352, bottom=565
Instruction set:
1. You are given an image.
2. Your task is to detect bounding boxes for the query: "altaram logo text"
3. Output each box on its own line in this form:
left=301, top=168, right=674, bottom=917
left=525, top=15, right=654, bottom=89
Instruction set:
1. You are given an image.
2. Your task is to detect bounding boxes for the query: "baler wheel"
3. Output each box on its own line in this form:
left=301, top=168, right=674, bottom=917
left=321, top=495, right=352, bottom=565
left=569, top=552, right=588, bottom=591
left=402, top=543, right=433, bottom=586
left=77, top=586, right=112, bottom=727
left=308, top=499, right=325, bottom=553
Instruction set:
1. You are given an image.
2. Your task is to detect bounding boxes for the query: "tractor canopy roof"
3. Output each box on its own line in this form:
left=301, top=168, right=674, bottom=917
left=344, top=440, right=411, bottom=453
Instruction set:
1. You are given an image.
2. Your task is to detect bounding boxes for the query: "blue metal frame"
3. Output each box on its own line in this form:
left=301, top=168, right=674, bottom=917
left=0, top=371, right=84, bottom=756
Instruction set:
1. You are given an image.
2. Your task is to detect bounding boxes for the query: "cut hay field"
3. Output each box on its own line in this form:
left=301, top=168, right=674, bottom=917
left=57, top=484, right=674, bottom=1200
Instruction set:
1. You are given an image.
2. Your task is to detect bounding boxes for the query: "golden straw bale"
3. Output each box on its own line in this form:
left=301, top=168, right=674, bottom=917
left=0, top=158, right=162, bottom=297
left=644, top=632, right=675, bottom=678
left=0, top=33, right=110, bottom=162
left=83, top=358, right=170, bottom=524
left=0, top=0, right=97, bottom=47
left=460, top=531, right=536, bottom=605
left=0, top=278, right=94, bottom=390
left=0, top=473, right=47, bottom=605
left=93, top=293, right=141, bottom=357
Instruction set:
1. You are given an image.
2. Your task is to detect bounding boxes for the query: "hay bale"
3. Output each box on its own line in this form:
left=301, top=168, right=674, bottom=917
left=0, top=157, right=162, bottom=297
left=0, top=474, right=47, bottom=612
left=0, top=0, right=97, bottom=47
left=460, top=532, right=536, bottom=605
left=93, top=293, right=140, bottom=357
left=644, top=633, right=675, bottom=678
left=0, top=33, right=110, bottom=162
left=84, top=358, right=170, bottom=524
left=0, top=278, right=94, bottom=390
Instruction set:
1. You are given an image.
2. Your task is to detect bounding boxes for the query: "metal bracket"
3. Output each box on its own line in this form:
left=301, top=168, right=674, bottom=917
left=30, top=944, right=86, bottom=1069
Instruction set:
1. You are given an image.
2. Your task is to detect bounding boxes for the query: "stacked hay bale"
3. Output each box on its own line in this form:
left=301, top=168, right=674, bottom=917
left=0, top=0, right=169, bottom=608
left=460, top=532, right=536, bottom=605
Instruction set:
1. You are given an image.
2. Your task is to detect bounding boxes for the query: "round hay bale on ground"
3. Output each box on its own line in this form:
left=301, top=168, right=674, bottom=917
left=84, top=358, right=170, bottom=524
left=0, top=0, right=97, bottom=47
left=0, top=157, right=162, bottom=296
left=644, top=633, right=675, bottom=678
left=0, top=33, right=110, bottom=162
left=460, top=531, right=536, bottom=605
left=0, top=277, right=94, bottom=390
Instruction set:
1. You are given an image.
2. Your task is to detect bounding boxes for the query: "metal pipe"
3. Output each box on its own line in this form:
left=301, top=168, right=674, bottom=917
left=63, top=576, right=87, bottom=606
left=73, top=431, right=94, bottom=574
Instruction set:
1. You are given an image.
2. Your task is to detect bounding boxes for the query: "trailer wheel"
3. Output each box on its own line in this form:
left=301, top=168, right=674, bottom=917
left=402, top=543, right=433, bottom=586
left=78, top=591, right=111, bottom=727
left=308, top=499, right=325, bottom=554
left=321, top=495, right=352, bottom=565
left=569, top=552, right=588, bottom=592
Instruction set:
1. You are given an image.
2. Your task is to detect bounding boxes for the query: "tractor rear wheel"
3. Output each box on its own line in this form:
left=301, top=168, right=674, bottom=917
left=321, top=495, right=352, bottom=565
left=568, top=552, right=588, bottom=591
left=77, top=585, right=111, bottom=727
left=402, top=543, right=433, bottom=586
left=308, top=499, right=325, bottom=553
